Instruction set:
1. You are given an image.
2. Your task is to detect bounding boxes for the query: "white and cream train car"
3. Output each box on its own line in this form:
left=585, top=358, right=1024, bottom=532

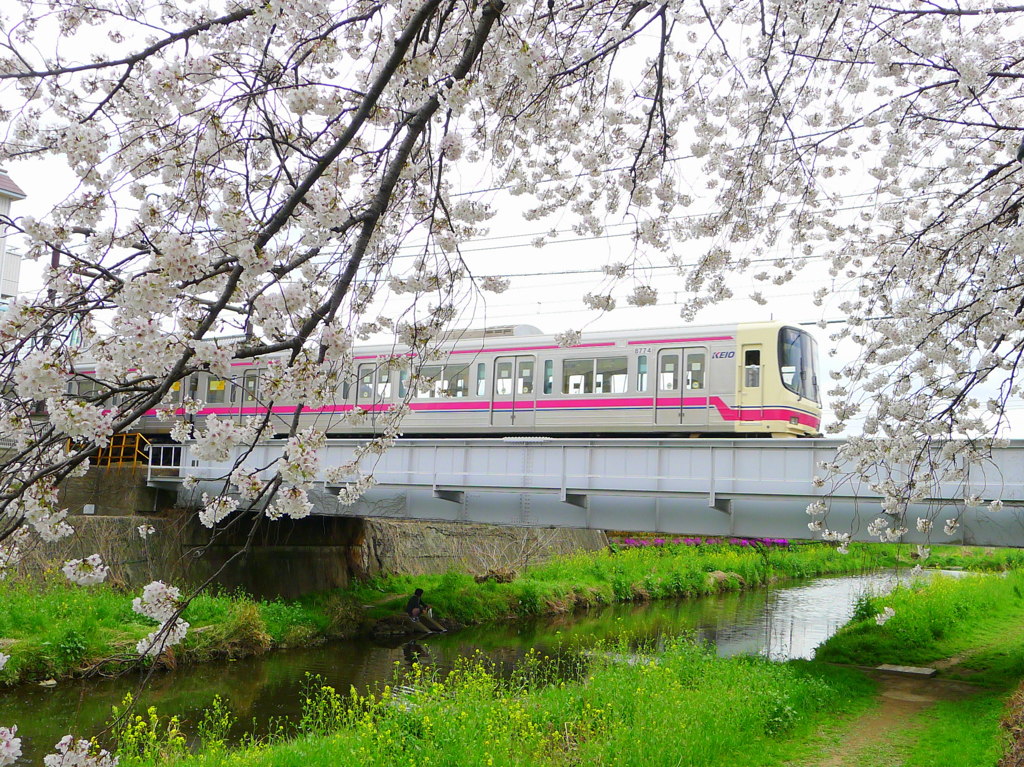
left=76, top=321, right=821, bottom=439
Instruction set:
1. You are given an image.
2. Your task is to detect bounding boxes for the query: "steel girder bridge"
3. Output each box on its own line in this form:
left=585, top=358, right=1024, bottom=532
left=148, top=438, right=1024, bottom=547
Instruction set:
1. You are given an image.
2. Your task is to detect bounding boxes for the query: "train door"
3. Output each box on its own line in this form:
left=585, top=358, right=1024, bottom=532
left=738, top=345, right=763, bottom=422
left=491, top=355, right=536, bottom=427
left=655, top=348, right=709, bottom=428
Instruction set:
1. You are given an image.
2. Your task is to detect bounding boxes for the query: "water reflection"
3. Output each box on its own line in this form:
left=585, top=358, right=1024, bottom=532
left=3, top=569, right=951, bottom=763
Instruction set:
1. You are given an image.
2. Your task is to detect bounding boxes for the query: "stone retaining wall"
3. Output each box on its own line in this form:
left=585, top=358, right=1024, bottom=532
left=24, top=466, right=607, bottom=597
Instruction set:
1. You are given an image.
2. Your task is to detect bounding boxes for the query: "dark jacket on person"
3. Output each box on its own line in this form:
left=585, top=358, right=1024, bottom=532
left=406, top=593, right=424, bottom=616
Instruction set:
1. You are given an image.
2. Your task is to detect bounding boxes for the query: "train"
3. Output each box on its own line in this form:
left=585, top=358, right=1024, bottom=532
left=74, top=320, right=823, bottom=439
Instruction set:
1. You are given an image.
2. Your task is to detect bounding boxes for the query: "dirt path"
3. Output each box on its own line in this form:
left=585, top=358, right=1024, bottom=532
left=808, top=670, right=982, bottom=767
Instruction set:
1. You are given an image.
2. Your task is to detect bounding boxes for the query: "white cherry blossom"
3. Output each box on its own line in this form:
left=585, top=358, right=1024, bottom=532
left=62, top=554, right=110, bottom=585
left=0, top=726, right=21, bottom=767
left=43, top=735, right=117, bottom=767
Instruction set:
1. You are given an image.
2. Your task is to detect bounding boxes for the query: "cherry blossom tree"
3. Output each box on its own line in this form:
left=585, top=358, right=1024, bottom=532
left=2, top=0, right=1024, bottom=751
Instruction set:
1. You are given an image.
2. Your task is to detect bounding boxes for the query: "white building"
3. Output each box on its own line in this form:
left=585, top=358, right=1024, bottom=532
left=0, top=169, right=26, bottom=305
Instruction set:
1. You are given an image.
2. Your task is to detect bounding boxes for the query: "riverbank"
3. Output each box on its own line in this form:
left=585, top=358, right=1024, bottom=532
left=130, top=564, right=1024, bottom=765
left=109, top=641, right=879, bottom=767
left=806, top=570, right=1024, bottom=765
left=0, top=540, right=1016, bottom=686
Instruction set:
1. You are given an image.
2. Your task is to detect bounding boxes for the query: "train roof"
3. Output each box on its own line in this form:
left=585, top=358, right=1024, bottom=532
left=348, top=320, right=795, bottom=358
left=70, top=320, right=803, bottom=370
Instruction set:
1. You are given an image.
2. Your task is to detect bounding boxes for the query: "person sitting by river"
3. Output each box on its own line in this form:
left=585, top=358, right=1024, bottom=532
left=405, top=588, right=445, bottom=632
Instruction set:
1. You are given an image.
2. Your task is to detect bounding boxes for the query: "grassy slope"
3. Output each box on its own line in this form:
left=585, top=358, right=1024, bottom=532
left=810, top=571, right=1024, bottom=766
left=816, top=570, right=1024, bottom=684
left=0, top=541, right=1017, bottom=686
left=0, top=579, right=328, bottom=684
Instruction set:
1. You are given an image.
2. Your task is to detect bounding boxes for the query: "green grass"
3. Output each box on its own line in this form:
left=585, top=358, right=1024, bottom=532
left=345, top=540, right=900, bottom=624
left=816, top=570, right=1024, bottom=686
left=0, top=541, right=1017, bottom=686
left=901, top=692, right=1009, bottom=767
left=111, top=640, right=878, bottom=767
left=0, top=577, right=325, bottom=684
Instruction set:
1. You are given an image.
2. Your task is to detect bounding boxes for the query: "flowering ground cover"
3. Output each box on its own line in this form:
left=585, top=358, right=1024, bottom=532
left=613, top=536, right=791, bottom=548
left=95, top=641, right=878, bottom=767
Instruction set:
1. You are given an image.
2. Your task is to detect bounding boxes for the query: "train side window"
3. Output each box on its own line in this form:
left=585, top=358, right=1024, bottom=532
left=417, top=365, right=443, bottom=397
left=744, top=350, right=761, bottom=388
left=495, top=361, right=513, bottom=396
left=659, top=355, right=679, bottom=391
left=207, top=376, right=227, bottom=404
left=543, top=360, right=553, bottom=394
left=446, top=365, right=469, bottom=397
left=358, top=364, right=375, bottom=399
left=686, top=353, right=706, bottom=390
left=596, top=357, right=627, bottom=394
left=517, top=360, right=534, bottom=394
left=563, top=358, right=594, bottom=394
left=476, top=363, right=487, bottom=396
left=636, top=355, right=648, bottom=392
left=399, top=368, right=409, bottom=398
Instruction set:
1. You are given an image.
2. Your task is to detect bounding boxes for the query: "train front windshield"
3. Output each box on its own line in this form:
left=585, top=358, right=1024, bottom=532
left=778, top=327, right=820, bottom=403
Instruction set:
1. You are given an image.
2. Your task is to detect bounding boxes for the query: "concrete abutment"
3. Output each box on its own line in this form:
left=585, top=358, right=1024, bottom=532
left=24, top=467, right=607, bottom=598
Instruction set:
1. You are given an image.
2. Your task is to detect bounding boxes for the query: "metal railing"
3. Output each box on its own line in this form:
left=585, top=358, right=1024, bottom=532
left=147, top=443, right=184, bottom=481
left=94, top=432, right=151, bottom=467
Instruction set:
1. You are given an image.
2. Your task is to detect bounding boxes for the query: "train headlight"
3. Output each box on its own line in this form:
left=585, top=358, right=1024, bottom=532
left=789, top=417, right=799, bottom=425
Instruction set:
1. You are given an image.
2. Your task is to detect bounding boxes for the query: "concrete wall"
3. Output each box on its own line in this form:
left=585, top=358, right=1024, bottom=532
left=179, top=514, right=607, bottom=599
left=16, top=511, right=188, bottom=587
left=29, top=468, right=608, bottom=598
left=59, top=466, right=176, bottom=517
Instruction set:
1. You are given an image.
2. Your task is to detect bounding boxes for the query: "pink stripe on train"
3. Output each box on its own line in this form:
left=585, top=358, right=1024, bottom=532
left=177, top=395, right=818, bottom=429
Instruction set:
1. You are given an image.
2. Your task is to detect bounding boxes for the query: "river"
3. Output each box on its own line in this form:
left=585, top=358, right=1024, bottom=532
left=2, top=568, right=945, bottom=763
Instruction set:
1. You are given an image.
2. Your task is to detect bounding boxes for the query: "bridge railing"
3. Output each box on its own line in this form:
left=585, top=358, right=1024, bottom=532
left=147, top=444, right=185, bottom=481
